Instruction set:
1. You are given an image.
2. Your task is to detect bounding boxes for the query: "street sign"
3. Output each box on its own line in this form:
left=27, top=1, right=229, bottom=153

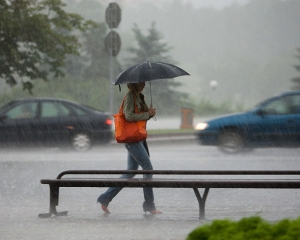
left=105, top=30, right=121, bottom=56
left=105, top=2, right=121, bottom=29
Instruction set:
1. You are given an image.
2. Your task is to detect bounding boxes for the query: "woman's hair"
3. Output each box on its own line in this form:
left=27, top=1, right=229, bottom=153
left=127, top=83, right=140, bottom=93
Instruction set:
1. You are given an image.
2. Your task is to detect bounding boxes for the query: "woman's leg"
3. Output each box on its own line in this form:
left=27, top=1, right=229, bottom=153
left=97, top=148, right=139, bottom=211
left=125, top=142, right=157, bottom=212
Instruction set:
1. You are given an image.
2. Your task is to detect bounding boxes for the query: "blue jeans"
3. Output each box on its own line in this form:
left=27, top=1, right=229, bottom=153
left=97, top=141, right=156, bottom=211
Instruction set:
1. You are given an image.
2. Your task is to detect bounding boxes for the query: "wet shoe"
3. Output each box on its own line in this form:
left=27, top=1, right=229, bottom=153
left=101, top=204, right=110, bottom=214
left=144, top=209, right=162, bottom=214
left=150, top=209, right=162, bottom=214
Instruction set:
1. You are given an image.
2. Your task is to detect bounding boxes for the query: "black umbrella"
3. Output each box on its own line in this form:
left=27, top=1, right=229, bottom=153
left=111, top=61, right=190, bottom=105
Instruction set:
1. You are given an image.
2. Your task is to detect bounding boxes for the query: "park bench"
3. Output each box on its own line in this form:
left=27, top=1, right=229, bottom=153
left=38, top=170, right=300, bottom=219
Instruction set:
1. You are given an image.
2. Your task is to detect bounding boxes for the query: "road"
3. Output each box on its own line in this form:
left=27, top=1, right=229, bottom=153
left=1, top=140, right=300, bottom=240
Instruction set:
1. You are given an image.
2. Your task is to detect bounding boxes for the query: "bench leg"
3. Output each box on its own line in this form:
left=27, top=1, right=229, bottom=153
left=38, top=185, right=68, bottom=218
left=193, top=188, right=210, bottom=219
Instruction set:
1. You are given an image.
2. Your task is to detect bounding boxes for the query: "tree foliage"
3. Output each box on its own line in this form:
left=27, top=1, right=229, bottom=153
left=82, top=23, right=121, bottom=81
left=0, top=76, right=110, bottom=111
left=126, top=23, right=188, bottom=115
left=126, top=22, right=173, bottom=64
left=63, top=22, right=112, bottom=80
left=187, top=216, right=300, bottom=240
left=0, top=0, right=96, bottom=93
left=291, top=48, right=300, bottom=90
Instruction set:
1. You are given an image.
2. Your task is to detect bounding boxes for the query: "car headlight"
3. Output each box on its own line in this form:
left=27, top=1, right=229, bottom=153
left=195, top=122, right=208, bottom=130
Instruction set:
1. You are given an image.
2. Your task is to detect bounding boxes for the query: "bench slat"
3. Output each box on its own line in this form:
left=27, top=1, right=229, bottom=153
left=41, top=178, right=300, bottom=188
left=57, top=170, right=300, bottom=179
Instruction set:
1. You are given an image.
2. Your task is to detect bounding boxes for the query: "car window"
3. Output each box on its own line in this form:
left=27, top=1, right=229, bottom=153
left=41, top=102, right=72, bottom=118
left=68, top=104, right=87, bottom=116
left=287, top=95, right=300, bottom=114
left=6, top=102, right=38, bottom=119
left=262, top=97, right=290, bottom=115
left=0, top=101, right=15, bottom=112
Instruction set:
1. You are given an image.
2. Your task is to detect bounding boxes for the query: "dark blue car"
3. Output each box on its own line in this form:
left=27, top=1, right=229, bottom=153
left=195, top=91, right=300, bottom=153
left=0, top=98, right=113, bottom=151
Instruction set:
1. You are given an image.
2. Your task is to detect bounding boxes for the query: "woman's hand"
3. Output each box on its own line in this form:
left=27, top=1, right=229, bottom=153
left=148, top=106, right=156, bottom=117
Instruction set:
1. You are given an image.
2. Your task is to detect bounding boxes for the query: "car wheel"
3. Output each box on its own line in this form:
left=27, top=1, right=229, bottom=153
left=72, top=133, right=92, bottom=151
left=218, top=131, right=243, bottom=154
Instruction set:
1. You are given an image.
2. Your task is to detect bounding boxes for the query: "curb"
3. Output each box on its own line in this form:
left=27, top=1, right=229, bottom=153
left=147, top=132, right=197, bottom=142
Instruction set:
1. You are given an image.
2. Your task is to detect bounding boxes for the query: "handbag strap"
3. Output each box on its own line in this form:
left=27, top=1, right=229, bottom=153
left=119, top=92, right=140, bottom=114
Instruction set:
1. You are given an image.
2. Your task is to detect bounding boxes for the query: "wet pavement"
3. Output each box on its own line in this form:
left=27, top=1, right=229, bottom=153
left=1, top=141, right=300, bottom=240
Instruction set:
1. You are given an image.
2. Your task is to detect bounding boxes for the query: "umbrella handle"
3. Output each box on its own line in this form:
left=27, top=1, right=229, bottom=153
left=150, top=81, right=153, bottom=106
left=149, top=82, right=157, bottom=120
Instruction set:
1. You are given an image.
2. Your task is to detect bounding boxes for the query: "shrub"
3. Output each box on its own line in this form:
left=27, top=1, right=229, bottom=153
left=186, top=216, right=300, bottom=240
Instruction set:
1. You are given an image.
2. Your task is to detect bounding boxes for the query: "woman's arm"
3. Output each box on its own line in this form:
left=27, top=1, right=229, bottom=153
left=123, top=92, right=150, bottom=121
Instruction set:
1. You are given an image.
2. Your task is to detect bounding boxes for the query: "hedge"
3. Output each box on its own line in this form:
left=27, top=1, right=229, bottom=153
left=186, top=216, right=300, bottom=240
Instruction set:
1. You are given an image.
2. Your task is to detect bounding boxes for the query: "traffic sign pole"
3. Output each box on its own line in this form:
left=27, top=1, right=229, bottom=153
left=105, top=2, right=121, bottom=114
left=109, top=48, right=114, bottom=116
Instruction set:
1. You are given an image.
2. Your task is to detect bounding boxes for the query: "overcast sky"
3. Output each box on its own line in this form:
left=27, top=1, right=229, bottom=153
left=162, top=0, right=251, bottom=9
left=101, top=0, right=252, bottom=9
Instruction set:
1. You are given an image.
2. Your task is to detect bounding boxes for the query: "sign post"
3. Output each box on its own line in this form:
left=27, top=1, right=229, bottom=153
left=105, top=2, right=121, bottom=114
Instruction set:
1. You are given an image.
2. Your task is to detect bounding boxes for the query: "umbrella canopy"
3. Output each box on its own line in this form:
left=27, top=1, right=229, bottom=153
left=111, top=61, right=189, bottom=85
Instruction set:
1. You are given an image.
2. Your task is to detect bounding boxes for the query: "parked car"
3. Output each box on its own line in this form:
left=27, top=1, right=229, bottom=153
left=195, top=91, right=300, bottom=154
left=0, top=98, right=113, bottom=151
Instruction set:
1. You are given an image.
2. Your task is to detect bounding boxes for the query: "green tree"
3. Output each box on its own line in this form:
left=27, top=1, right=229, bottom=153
left=291, top=48, right=300, bottom=90
left=0, top=0, right=96, bottom=93
left=83, top=23, right=108, bottom=79
left=127, top=22, right=173, bottom=64
left=82, top=23, right=121, bottom=81
left=126, top=22, right=188, bottom=115
left=63, top=22, right=110, bottom=80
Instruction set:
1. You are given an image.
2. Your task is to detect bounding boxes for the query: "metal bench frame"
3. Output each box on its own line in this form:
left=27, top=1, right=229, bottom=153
left=38, top=170, right=300, bottom=219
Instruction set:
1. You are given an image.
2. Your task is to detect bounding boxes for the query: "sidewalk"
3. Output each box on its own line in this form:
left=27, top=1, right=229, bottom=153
left=147, top=131, right=197, bottom=142
left=146, top=116, right=206, bottom=130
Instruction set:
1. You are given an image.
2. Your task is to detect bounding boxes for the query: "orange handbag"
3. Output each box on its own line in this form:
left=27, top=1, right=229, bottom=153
left=114, top=94, right=147, bottom=143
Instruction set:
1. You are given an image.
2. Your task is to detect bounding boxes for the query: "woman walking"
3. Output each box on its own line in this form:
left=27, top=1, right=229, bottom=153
left=97, top=82, right=162, bottom=214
